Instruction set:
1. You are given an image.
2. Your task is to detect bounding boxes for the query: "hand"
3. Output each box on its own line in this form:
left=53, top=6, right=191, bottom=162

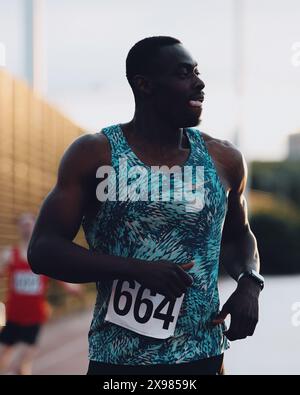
left=135, top=260, right=194, bottom=300
left=212, top=277, right=260, bottom=341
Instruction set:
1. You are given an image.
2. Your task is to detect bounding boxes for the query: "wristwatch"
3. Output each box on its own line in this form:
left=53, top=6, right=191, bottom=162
left=237, top=269, right=265, bottom=291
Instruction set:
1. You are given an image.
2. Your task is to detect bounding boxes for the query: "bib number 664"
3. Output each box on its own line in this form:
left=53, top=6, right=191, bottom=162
left=105, top=280, right=184, bottom=339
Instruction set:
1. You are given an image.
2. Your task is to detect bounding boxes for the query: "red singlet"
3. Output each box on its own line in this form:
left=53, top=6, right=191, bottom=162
left=5, top=247, right=49, bottom=325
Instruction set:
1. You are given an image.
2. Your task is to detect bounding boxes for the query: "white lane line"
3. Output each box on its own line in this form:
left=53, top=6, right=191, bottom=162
left=33, top=337, right=88, bottom=373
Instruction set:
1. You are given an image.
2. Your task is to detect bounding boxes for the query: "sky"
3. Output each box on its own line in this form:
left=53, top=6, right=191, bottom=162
left=1, top=0, right=300, bottom=161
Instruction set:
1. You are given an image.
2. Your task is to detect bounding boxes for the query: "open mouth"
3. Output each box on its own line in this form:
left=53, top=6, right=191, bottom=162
left=188, top=93, right=204, bottom=108
left=188, top=100, right=202, bottom=108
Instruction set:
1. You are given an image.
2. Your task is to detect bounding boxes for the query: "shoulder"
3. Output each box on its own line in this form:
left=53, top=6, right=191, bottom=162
left=58, top=131, right=111, bottom=183
left=62, top=131, right=110, bottom=166
left=200, top=131, right=247, bottom=193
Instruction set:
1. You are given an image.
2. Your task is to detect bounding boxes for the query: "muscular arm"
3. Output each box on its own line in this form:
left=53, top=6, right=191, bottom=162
left=27, top=134, right=141, bottom=283
left=219, top=152, right=260, bottom=281
left=27, top=134, right=194, bottom=299
left=214, top=148, right=261, bottom=340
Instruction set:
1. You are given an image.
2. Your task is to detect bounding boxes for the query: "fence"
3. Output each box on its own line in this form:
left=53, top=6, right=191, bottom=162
left=0, top=69, right=85, bottom=244
left=0, top=69, right=94, bottom=316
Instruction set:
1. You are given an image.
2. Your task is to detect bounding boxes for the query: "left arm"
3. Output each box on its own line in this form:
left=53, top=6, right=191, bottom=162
left=213, top=150, right=262, bottom=340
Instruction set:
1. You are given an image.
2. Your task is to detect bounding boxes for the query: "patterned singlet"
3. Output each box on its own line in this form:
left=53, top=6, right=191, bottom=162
left=82, top=123, right=230, bottom=365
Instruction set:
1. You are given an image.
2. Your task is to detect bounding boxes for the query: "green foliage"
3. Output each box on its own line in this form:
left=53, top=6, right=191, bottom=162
left=249, top=160, right=300, bottom=274
left=251, top=160, right=300, bottom=208
left=250, top=212, right=300, bottom=275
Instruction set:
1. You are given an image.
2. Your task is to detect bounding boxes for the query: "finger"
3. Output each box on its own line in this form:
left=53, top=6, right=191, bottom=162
left=181, top=261, right=195, bottom=271
left=161, top=288, right=177, bottom=302
left=248, top=306, right=259, bottom=336
left=223, top=313, right=239, bottom=340
left=225, top=314, right=248, bottom=341
left=247, top=318, right=258, bottom=336
left=212, top=304, right=230, bottom=325
left=176, top=264, right=194, bottom=286
left=169, top=272, right=188, bottom=295
left=212, top=311, right=228, bottom=325
left=158, top=279, right=181, bottom=301
left=236, top=316, right=250, bottom=339
left=212, top=317, right=226, bottom=325
left=168, top=280, right=186, bottom=299
left=224, top=325, right=244, bottom=341
left=239, top=311, right=259, bottom=338
left=225, top=330, right=247, bottom=341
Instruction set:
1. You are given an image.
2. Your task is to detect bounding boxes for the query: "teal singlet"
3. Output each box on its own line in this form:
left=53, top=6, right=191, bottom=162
left=82, top=123, right=230, bottom=365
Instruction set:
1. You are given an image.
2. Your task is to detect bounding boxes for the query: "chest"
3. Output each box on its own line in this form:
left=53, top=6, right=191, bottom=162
left=85, top=135, right=229, bottom=218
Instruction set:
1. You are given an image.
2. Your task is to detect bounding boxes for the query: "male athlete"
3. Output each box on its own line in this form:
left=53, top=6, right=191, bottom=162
left=27, top=36, right=264, bottom=375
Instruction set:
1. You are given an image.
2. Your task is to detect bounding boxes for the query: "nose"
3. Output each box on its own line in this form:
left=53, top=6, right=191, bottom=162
left=197, top=76, right=205, bottom=91
left=192, top=73, right=205, bottom=91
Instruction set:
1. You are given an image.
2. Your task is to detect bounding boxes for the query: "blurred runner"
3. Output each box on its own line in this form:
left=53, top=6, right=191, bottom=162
left=0, top=213, right=82, bottom=375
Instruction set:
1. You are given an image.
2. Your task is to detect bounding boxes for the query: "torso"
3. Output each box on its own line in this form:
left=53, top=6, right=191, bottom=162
left=82, top=123, right=236, bottom=219
left=83, top=123, right=230, bottom=364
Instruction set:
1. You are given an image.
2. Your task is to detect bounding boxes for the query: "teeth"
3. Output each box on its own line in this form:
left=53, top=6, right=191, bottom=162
left=189, top=100, right=202, bottom=107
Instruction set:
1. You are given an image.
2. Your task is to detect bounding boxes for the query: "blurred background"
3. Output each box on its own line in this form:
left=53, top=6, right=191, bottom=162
left=0, top=0, right=299, bottom=375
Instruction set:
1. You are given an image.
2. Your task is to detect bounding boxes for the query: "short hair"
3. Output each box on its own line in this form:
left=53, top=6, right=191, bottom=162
left=126, top=36, right=181, bottom=90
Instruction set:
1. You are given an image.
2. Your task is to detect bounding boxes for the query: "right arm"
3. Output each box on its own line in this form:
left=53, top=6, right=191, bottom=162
left=27, top=134, right=193, bottom=299
left=27, top=134, right=141, bottom=284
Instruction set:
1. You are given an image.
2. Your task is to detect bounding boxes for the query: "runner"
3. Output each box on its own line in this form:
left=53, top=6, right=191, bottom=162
left=27, top=36, right=264, bottom=375
left=0, top=213, right=82, bottom=375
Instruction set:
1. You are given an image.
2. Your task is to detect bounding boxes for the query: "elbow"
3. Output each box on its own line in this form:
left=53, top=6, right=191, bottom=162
left=27, top=237, right=46, bottom=275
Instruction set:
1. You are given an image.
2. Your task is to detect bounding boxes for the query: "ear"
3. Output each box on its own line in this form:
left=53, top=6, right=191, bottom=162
left=132, top=74, right=153, bottom=96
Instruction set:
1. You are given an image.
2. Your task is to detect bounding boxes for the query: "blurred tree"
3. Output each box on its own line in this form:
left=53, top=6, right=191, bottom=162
left=248, top=189, right=300, bottom=275
left=250, top=213, right=300, bottom=275
left=251, top=160, right=300, bottom=208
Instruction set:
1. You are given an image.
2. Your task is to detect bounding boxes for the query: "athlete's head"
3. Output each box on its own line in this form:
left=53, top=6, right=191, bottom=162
left=126, top=36, right=205, bottom=128
left=16, top=212, right=36, bottom=240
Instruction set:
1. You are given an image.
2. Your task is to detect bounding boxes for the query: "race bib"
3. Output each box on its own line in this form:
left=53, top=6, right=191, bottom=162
left=13, top=271, right=42, bottom=295
left=105, top=279, right=184, bottom=339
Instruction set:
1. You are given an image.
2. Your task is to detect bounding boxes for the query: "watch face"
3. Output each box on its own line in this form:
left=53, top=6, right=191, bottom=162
left=238, top=271, right=264, bottom=289
left=250, top=270, right=264, bottom=289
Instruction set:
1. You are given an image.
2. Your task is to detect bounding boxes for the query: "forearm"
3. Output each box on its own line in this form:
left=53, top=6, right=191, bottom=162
left=27, top=235, right=143, bottom=283
left=220, top=227, right=260, bottom=281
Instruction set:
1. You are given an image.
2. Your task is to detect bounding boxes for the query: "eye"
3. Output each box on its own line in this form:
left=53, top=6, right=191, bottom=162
left=178, top=68, right=189, bottom=77
left=177, top=67, right=200, bottom=78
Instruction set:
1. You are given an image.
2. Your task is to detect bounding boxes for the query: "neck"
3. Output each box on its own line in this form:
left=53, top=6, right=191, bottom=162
left=129, top=106, right=183, bottom=149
